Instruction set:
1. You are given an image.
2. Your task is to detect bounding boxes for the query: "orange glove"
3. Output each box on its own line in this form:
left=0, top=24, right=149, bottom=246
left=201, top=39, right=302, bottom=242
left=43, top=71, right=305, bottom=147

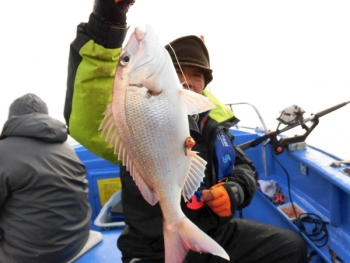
left=200, top=183, right=232, bottom=217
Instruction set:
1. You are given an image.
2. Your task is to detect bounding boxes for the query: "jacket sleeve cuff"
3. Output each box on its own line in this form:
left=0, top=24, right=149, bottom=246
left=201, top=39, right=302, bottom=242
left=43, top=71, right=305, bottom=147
left=85, top=13, right=129, bottom=48
left=222, top=183, right=239, bottom=215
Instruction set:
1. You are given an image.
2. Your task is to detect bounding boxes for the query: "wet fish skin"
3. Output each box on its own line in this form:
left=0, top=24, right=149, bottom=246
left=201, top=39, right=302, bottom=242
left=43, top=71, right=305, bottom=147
left=100, top=25, right=230, bottom=263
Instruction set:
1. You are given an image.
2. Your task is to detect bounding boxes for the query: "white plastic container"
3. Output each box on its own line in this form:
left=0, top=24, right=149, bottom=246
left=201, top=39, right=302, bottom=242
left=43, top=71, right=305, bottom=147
left=94, top=190, right=125, bottom=229
left=278, top=202, right=306, bottom=221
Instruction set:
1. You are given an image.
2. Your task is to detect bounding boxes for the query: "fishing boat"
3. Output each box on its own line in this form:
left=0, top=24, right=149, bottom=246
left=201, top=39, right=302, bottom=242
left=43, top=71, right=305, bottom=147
left=71, top=101, right=350, bottom=263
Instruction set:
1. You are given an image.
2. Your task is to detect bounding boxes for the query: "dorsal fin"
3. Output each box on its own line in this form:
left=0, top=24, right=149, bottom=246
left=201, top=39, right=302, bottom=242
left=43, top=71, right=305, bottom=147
left=179, top=89, right=215, bottom=115
left=99, top=104, right=159, bottom=205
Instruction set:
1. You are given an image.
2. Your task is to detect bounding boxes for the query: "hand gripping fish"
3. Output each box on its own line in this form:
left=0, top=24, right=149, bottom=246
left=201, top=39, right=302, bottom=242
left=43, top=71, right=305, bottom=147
left=99, top=25, right=230, bottom=263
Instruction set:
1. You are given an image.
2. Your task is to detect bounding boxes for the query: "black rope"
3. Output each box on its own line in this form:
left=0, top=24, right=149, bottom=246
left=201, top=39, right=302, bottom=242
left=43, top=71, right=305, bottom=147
left=293, top=213, right=329, bottom=247
left=327, top=245, right=345, bottom=263
left=272, top=152, right=299, bottom=219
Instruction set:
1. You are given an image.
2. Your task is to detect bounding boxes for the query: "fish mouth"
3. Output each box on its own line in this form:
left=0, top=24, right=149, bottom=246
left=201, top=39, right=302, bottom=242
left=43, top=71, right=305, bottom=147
left=129, top=83, right=143, bottom=88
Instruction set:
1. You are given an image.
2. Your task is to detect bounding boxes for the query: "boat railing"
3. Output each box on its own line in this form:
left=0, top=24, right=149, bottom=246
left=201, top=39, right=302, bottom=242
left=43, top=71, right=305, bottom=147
left=225, top=102, right=269, bottom=134
left=226, top=102, right=270, bottom=179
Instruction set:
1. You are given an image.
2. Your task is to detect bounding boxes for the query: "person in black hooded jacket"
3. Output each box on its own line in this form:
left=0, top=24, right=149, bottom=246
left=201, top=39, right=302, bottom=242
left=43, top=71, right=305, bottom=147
left=0, top=93, right=91, bottom=263
left=64, top=1, right=307, bottom=263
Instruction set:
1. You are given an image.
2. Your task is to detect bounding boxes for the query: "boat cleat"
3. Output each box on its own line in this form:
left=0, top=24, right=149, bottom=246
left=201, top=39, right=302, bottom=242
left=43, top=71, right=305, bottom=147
left=330, top=160, right=350, bottom=167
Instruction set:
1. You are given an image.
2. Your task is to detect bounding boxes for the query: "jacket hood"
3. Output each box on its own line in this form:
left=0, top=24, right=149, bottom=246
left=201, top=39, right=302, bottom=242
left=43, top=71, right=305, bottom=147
left=8, top=93, right=49, bottom=118
left=1, top=114, right=67, bottom=143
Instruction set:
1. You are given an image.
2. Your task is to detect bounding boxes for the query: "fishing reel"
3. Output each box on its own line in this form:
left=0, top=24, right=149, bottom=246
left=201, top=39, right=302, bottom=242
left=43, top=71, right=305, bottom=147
left=277, top=105, right=305, bottom=125
left=271, top=105, right=319, bottom=155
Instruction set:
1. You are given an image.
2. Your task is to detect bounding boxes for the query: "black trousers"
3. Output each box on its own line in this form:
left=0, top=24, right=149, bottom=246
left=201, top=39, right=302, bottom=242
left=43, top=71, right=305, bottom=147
left=123, top=218, right=307, bottom=263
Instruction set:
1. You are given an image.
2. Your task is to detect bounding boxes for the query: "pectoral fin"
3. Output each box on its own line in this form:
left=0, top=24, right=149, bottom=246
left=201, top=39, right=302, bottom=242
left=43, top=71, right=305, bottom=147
left=179, top=89, right=215, bottom=115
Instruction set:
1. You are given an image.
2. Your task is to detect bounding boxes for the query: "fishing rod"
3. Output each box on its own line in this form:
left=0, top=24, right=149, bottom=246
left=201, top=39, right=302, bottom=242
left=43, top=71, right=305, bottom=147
left=238, top=101, right=350, bottom=154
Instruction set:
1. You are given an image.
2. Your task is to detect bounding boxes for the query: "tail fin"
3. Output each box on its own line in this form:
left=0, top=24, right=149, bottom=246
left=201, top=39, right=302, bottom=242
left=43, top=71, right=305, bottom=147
left=163, top=217, right=229, bottom=263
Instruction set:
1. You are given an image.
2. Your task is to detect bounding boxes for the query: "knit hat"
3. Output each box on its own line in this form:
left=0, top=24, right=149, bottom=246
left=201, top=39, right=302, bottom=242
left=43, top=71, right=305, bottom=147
left=165, top=35, right=213, bottom=88
left=8, top=93, right=49, bottom=118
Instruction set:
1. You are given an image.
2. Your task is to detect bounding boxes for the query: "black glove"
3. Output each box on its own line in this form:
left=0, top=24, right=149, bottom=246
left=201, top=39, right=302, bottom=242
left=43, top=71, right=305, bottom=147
left=93, top=0, right=136, bottom=26
left=86, top=0, right=135, bottom=48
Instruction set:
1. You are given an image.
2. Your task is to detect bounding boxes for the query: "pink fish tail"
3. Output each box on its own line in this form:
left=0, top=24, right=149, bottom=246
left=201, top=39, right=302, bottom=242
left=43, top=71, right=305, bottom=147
left=163, top=217, right=230, bottom=263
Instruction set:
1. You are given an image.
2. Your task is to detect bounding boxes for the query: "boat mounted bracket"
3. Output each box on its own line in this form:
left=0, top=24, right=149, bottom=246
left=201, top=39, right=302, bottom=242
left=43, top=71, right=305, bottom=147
left=270, top=115, right=319, bottom=155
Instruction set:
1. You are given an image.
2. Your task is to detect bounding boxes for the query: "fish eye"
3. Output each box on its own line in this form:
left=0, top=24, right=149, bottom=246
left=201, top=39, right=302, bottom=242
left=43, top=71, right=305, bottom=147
left=120, top=53, right=130, bottom=66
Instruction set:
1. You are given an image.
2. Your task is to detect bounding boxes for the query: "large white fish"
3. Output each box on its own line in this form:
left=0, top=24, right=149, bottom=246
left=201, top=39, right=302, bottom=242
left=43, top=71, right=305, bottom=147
left=99, top=25, right=230, bottom=263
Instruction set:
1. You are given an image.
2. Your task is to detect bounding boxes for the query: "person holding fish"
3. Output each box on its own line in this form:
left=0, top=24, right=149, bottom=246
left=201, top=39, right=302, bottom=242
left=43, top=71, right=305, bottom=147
left=64, top=0, right=307, bottom=262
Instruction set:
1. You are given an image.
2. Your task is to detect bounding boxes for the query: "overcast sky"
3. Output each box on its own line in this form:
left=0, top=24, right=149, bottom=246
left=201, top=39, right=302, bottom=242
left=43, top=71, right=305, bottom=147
left=1, top=0, right=349, bottom=158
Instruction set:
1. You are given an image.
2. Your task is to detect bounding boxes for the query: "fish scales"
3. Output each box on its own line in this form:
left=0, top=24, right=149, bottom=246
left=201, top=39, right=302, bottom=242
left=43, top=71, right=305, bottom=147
left=125, top=90, right=186, bottom=200
left=124, top=90, right=189, bottom=222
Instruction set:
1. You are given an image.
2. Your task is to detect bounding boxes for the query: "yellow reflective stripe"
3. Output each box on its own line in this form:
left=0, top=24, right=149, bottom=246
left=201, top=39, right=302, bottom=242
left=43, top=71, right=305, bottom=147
left=202, top=90, right=235, bottom=123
